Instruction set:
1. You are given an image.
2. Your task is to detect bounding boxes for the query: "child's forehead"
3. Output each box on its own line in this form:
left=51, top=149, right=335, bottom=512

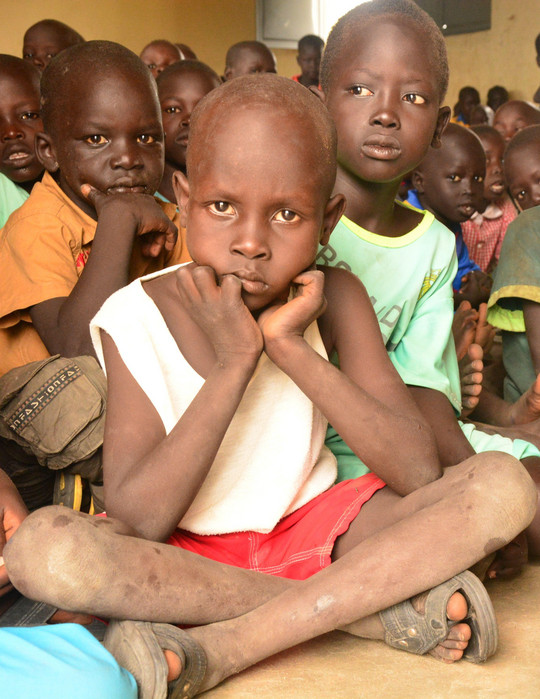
left=57, top=67, right=157, bottom=123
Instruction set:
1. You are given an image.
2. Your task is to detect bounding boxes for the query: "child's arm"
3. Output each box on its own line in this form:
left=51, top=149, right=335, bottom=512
left=260, top=267, right=442, bottom=495
left=0, top=470, right=29, bottom=597
left=101, top=266, right=263, bottom=541
left=29, top=188, right=177, bottom=359
left=523, top=300, right=540, bottom=374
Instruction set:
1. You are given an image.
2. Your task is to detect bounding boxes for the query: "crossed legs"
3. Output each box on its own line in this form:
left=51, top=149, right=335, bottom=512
left=5, top=452, right=536, bottom=692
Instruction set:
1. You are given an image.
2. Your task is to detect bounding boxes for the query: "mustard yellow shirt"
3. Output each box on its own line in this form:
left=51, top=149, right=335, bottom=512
left=0, top=172, right=190, bottom=376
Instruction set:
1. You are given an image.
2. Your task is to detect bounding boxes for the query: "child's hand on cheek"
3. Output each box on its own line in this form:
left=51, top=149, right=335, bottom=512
left=258, top=269, right=327, bottom=352
left=175, top=264, right=263, bottom=366
left=81, top=184, right=178, bottom=258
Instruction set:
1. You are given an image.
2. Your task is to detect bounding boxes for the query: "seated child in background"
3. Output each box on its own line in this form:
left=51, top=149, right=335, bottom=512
left=470, top=105, right=489, bottom=126
left=223, top=40, right=276, bottom=80
left=156, top=60, right=220, bottom=203
left=493, top=99, right=540, bottom=144
left=488, top=126, right=540, bottom=401
left=317, top=0, right=540, bottom=572
left=292, top=34, right=324, bottom=88
left=0, top=55, right=44, bottom=226
left=462, top=125, right=518, bottom=273
left=407, top=123, right=492, bottom=309
left=0, top=40, right=190, bottom=378
left=22, top=19, right=84, bottom=73
left=451, top=86, right=480, bottom=127
left=175, top=42, right=197, bottom=60
left=4, top=73, right=536, bottom=698
left=487, top=85, right=509, bottom=115
left=140, top=39, right=182, bottom=78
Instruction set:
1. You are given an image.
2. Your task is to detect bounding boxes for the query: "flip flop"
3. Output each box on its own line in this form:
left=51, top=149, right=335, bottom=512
left=379, top=570, right=498, bottom=663
left=103, top=619, right=207, bottom=698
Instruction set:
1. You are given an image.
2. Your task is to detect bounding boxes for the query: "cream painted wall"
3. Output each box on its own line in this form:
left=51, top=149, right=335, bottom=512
left=445, top=0, right=539, bottom=108
left=0, top=1, right=537, bottom=105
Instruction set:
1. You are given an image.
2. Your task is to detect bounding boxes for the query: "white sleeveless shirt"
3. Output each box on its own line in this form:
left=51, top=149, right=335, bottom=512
left=91, top=265, right=337, bottom=535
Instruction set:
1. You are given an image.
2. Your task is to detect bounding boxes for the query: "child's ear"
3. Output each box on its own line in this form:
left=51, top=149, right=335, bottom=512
left=431, top=106, right=451, bottom=149
left=223, top=67, right=233, bottom=81
left=320, top=193, right=346, bottom=246
left=172, top=170, right=190, bottom=228
left=411, top=170, right=424, bottom=194
left=35, top=133, right=59, bottom=172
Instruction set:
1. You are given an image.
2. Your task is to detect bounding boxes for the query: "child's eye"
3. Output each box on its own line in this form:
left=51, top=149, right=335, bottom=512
left=473, top=175, right=484, bottom=183
left=274, top=209, right=299, bottom=223
left=448, top=174, right=462, bottom=182
left=85, top=135, right=108, bottom=145
left=21, top=112, right=40, bottom=121
left=23, top=52, right=33, bottom=59
left=403, top=93, right=426, bottom=105
left=147, top=63, right=157, bottom=70
left=209, top=201, right=234, bottom=215
left=348, top=85, right=374, bottom=97
left=516, top=190, right=526, bottom=200
left=164, top=106, right=180, bottom=114
left=137, top=134, right=157, bottom=144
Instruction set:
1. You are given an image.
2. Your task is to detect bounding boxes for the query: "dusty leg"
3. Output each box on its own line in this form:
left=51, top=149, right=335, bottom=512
left=459, top=343, right=484, bottom=417
left=4, top=510, right=295, bottom=625
left=184, top=453, right=535, bottom=691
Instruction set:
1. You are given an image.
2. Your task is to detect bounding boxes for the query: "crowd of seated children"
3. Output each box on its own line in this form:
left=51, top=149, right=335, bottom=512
left=406, top=124, right=492, bottom=310
left=0, top=55, right=43, bottom=226
left=156, top=60, right=220, bottom=203
left=5, top=69, right=536, bottom=699
left=0, top=2, right=539, bottom=696
left=292, top=34, right=324, bottom=87
left=462, top=126, right=517, bottom=274
left=493, top=99, right=540, bottom=144
left=488, top=125, right=540, bottom=401
left=223, top=40, right=276, bottom=80
left=139, top=39, right=182, bottom=78
left=22, top=19, right=84, bottom=73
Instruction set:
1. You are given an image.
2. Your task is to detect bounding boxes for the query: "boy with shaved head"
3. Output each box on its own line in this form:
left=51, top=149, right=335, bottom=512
left=0, top=40, right=189, bottom=377
left=223, top=40, right=276, bottom=80
left=5, top=74, right=535, bottom=697
left=23, top=19, right=84, bottom=72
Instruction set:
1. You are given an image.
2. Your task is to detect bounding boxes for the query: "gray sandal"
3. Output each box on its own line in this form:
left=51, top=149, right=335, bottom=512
left=379, top=570, right=498, bottom=663
left=103, top=619, right=207, bottom=698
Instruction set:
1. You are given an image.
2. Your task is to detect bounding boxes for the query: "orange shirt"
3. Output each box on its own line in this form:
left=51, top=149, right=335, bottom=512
left=0, top=172, right=190, bottom=376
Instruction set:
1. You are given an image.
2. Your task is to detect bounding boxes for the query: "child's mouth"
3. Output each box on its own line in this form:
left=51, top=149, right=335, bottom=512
left=229, top=272, right=268, bottom=294
left=106, top=184, right=148, bottom=195
left=361, top=135, right=401, bottom=161
left=488, top=182, right=505, bottom=196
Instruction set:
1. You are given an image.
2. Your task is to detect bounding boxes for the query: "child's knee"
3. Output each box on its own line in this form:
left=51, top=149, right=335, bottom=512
left=471, top=451, right=537, bottom=532
left=4, top=506, right=92, bottom=601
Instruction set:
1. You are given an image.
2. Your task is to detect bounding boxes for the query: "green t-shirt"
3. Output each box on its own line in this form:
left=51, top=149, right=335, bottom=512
left=0, top=173, right=28, bottom=229
left=317, top=205, right=461, bottom=480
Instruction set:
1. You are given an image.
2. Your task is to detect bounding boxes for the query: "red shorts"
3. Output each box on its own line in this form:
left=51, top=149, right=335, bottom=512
left=167, top=474, right=385, bottom=580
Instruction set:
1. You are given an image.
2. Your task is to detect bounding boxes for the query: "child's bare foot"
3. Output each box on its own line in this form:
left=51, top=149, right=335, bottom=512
left=509, top=374, right=540, bottom=425
left=453, top=301, right=478, bottom=361
left=486, top=532, right=528, bottom=580
left=474, top=303, right=496, bottom=356
left=459, top=343, right=484, bottom=417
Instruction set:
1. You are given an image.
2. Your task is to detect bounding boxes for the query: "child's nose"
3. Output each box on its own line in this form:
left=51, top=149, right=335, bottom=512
left=369, top=101, right=399, bottom=129
left=0, top=119, right=23, bottom=141
left=231, top=222, right=270, bottom=259
left=110, top=141, right=143, bottom=169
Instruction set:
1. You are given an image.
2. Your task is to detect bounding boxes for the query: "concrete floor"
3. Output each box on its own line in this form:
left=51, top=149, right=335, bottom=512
left=206, top=560, right=540, bottom=698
